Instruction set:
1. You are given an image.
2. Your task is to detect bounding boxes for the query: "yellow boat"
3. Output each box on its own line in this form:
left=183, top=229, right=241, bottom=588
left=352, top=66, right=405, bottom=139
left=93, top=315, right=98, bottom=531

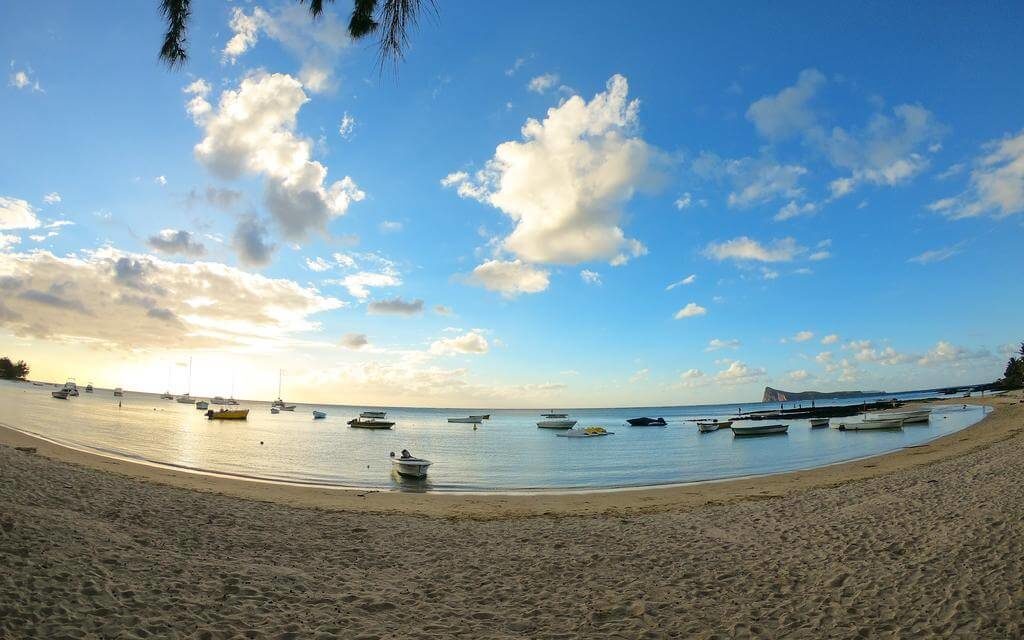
left=205, top=408, right=249, bottom=420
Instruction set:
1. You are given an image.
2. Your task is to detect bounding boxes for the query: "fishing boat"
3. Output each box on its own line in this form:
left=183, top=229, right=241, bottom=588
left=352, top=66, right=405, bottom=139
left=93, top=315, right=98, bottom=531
left=360, top=410, right=387, bottom=419
left=627, top=417, right=667, bottom=426
left=85, top=383, right=93, bottom=393
left=51, top=389, right=69, bottom=399
left=556, top=426, right=613, bottom=438
left=205, top=408, right=249, bottom=420
left=836, top=417, right=904, bottom=430
left=809, top=417, right=830, bottom=428
left=211, top=396, right=228, bottom=405
left=390, top=451, right=431, bottom=478
left=696, top=419, right=733, bottom=430
left=698, top=421, right=720, bottom=433
left=195, top=400, right=209, bottom=410
left=62, top=380, right=79, bottom=397
left=112, top=387, right=123, bottom=397
left=732, top=423, right=788, bottom=436
left=270, top=407, right=280, bottom=414
left=866, top=408, right=931, bottom=424
left=313, top=410, right=326, bottom=419
left=537, top=419, right=578, bottom=429
left=542, top=411, right=568, bottom=418
left=348, top=417, right=395, bottom=429
left=468, top=414, right=491, bottom=420
left=448, top=416, right=483, bottom=424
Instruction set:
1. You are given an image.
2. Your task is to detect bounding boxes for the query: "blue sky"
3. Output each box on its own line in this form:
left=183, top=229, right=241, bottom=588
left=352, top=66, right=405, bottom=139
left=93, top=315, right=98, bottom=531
left=1, top=1, right=1021, bottom=406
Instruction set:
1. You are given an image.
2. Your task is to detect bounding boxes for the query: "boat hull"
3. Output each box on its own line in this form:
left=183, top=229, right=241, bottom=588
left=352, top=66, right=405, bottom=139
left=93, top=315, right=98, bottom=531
left=207, top=409, right=249, bottom=420
left=732, top=424, right=788, bottom=436
left=837, top=418, right=903, bottom=430
left=809, top=418, right=830, bottom=427
left=349, top=419, right=394, bottom=429
left=51, top=391, right=69, bottom=399
left=627, top=417, right=667, bottom=426
left=698, top=423, right=719, bottom=433
left=866, top=409, right=930, bottom=424
left=313, top=411, right=326, bottom=419
left=392, top=459, right=431, bottom=478
left=448, top=417, right=482, bottom=424
left=537, top=420, right=577, bottom=429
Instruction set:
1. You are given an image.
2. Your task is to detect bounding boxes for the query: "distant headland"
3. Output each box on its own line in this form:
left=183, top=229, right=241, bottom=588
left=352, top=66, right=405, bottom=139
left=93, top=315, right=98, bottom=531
left=762, top=386, right=883, bottom=403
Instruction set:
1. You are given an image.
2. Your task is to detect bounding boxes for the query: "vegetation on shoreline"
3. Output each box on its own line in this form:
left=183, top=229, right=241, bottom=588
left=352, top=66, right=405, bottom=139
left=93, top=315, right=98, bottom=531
left=1000, top=342, right=1024, bottom=389
left=0, top=357, right=30, bottom=381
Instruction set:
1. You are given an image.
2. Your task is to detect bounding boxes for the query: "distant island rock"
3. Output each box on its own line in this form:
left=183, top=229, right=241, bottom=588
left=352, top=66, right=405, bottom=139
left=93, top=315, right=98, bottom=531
left=762, top=386, right=884, bottom=403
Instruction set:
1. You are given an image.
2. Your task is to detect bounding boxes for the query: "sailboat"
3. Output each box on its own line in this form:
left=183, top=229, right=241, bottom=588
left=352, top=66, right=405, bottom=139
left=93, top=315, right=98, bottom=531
left=161, top=365, right=174, bottom=399
left=176, top=358, right=195, bottom=404
left=272, top=370, right=296, bottom=411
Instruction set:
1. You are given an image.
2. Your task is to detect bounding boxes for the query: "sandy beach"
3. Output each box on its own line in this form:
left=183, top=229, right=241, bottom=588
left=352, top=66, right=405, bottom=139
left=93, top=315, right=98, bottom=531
left=2, top=393, right=1022, bottom=638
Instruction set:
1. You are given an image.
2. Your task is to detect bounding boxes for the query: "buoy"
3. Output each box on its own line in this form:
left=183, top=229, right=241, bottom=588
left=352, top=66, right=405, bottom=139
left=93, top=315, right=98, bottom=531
left=260, top=441, right=264, bottom=445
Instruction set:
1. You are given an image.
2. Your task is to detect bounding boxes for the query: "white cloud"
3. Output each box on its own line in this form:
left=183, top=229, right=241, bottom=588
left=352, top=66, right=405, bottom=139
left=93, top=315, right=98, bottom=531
left=580, top=269, right=602, bottom=285
left=936, top=163, right=965, bottom=180
left=714, top=360, right=766, bottom=385
left=467, top=259, right=550, bottom=297
left=790, top=330, right=814, bottom=343
left=527, top=73, right=560, bottom=94
left=929, top=130, right=1024, bottom=219
left=674, top=193, right=692, bottom=209
left=918, top=341, right=990, bottom=367
left=821, top=333, right=839, bottom=345
left=0, top=247, right=344, bottom=349
left=221, top=5, right=349, bottom=92
left=666, top=274, right=697, bottom=290
left=908, top=244, right=962, bottom=265
left=505, top=56, right=528, bottom=76
left=0, top=234, right=21, bottom=250
left=706, top=338, right=741, bottom=352
left=42, top=192, right=61, bottom=205
left=305, top=256, right=332, bottom=272
left=187, top=71, right=364, bottom=241
left=147, top=229, right=206, bottom=257
left=340, top=332, right=368, bottom=349
left=443, top=75, right=668, bottom=266
left=694, top=153, right=807, bottom=208
left=430, top=330, right=489, bottom=355
left=379, top=220, right=403, bottom=233
left=367, top=296, right=423, bottom=316
left=808, top=250, right=831, bottom=261
left=746, top=68, right=826, bottom=140
left=628, top=368, right=650, bottom=384
left=8, top=67, right=42, bottom=92
left=789, top=369, right=810, bottom=382
left=815, top=351, right=833, bottom=364
left=154, top=175, right=167, bottom=186
left=338, top=112, right=356, bottom=139
left=433, top=304, right=453, bottom=316
left=774, top=200, right=816, bottom=222
left=333, top=271, right=401, bottom=300
left=0, top=197, right=41, bottom=230
left=703, top=236, right=804, bottom=263
left=674, top=302, right=706, bottom=319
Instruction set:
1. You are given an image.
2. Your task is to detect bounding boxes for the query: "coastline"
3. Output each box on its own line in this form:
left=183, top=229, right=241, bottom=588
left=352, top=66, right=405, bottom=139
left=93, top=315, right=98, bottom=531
left=1, top=394, right=1018, bottom=518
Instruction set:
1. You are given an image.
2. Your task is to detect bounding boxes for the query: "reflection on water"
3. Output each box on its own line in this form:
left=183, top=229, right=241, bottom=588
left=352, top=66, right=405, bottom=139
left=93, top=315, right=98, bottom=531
left=0, top=381, right=988, bottom=492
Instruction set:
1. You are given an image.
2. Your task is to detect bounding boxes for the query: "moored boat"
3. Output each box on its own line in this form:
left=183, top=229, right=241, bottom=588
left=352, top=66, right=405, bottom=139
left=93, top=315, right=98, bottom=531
left=51, top=389, right=69, bottom=399
left=161, top=391, right=174, bottom=400
left=541, top=411, right=568, bottom=418
left=836, top=417, right=904, bottom=430
left=468, top=414, right=491, bottom=420
left=698, top=421, right=720, bottom=433
left=556, top=426, right=613, bottom=438
left=85, top=383, right=93, bottom=393
left=313, top=410, right=326, bottom=419
left=627, top=417, right=667, bottom=426
left=390, top=450, right=431, bottom=478
left=448, top=416, right=482, bottom=424
left=732, top=423, right=789, bottom=436
left=270, top=407, right=280, bottom=414
left=537, top=419, right=577, bottom=429
left=63, top=380, right=79, bottom=396
left=176, top=395, right=195, bottom=404
left=348, top=417, right=395, bottom=429
left=205, top=408, right=249, bottom=420
left=866, top=408, right=931, bottom=424
left=809, top=417, right=830, bottom=428
left=360, top=410, right=387, bottom=419
left=112, top=387, right=123, bottom=397
left=195, top=400, right=209, bottom=410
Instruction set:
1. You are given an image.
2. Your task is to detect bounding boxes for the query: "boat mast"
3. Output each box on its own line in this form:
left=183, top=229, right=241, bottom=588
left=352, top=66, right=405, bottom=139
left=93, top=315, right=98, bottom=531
left=187, top=357, right=192, bottom=395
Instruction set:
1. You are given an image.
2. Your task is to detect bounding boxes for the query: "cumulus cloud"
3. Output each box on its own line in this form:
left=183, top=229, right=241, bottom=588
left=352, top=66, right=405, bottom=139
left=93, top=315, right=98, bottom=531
left=467, top=259, right=550, bottom=297
left=674, top=193, right=692, bottom=209
left=379, top=220, right=403, bottom=233
left=821, top=333, right=839, bottom=345
left=918, top=341, right=991, bottom=367
left=929, top=130, right=1024, bottom=219
left=706, top=338, right=741, bottom=351
left=443, top=75, right=668, bottom=266
left=147, top=229, right=207, bottom=257
left=774, top=200, right=817, bottom=222
left=789, top=330, right=814, bottom=343
left=703, top=236, right=804, bottom=263
left=0, top=247, right=343, bottom=349
left=187, top=71, right=363, bottom=241
left=232, top=215, right=277, bottom=267
left=714, top=360, right=767, bottom=385
left=746, top=68, right=826, bottom=140
left=674, top=302, right=706, bottom=319
left=0, top=197, right=41, bottom=230
left=42, top=192, right=61, bottom=205
left=367, top=296, right=423, bottom=316
left=527, top=73, right=560, bottom=94
left=666, top=274, right=696, bottom=290
left=185, top=186, right=244, bottom=212
left=430, top=330, right=489, bottom=355
left=579, top=269, right=602, bottom=285
left=221, top=5, right=349, bottom=92
left=340, top=332, right=368, bottom=349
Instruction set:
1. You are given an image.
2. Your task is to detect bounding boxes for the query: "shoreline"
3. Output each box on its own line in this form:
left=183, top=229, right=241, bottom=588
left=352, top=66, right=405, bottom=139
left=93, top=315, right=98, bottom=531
left=1, top=393, right=1019, bottom=518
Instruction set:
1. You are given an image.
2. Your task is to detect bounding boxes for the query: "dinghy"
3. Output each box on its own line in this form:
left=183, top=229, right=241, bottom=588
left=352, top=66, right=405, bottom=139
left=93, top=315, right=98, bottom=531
left=313, top=410, right=326, bottom=419
left=836, top=417, right=903, bottom=430
left=698, top=421, right=720, bottom=433
left=51, top=389, right=69, bottom=399
left=732, top=423, right=788, bottom=436
left=390, top=450, right=431, bottom=478
left=809, top=417, right=830, bottom=428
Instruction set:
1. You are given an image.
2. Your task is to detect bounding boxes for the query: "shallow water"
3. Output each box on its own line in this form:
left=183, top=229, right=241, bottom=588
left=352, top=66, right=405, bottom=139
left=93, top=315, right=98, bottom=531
left=0, top=381, right=988, bottom=491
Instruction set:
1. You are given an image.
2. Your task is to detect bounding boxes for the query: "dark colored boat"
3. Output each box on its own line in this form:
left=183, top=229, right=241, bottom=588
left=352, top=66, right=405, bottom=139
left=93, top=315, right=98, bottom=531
left=627, top=417, right=667, bottom=426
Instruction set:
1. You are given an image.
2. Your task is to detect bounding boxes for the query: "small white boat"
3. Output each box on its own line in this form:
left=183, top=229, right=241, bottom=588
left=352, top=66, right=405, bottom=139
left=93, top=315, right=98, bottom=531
left=270, top=407, right=280, bottom=414
left=195, top=400, right=209, bottom=410
left=390, top=451, right=431, bottom=478
left=313, top=410, right=326, bottom=419
left=538, top=419, right=578, bottom=429
left=360, top=410, right=387, bottom=419
left=698, top=422, right=720, bottom=433
left=556, top=427, right=613, bottom=438
left=866, top=409, right=931, bottom=424
left=809, top=417, right=830, bottom=428
left=836, top=417, right=904, bottom=430
left=448, top=416, right=482, bottom=424
left=51, top=389, right=69, bottom=399
left=161, top=391, right=174, bottom=400
left=696, top=419, right=732, bottom=429
left=732, top=423, right=788, bottom=436
left=112, top=387, right=123, bottom=397
left=211, top=396, right=228, bottom=405
left=176, top=394, right=195, bottom=404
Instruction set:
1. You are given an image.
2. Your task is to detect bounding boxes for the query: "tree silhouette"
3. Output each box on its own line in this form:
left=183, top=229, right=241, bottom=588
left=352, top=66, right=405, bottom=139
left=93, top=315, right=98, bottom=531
left=159, top=0, right=432, bottom=70
left=0, top=357, right=30, bottom=380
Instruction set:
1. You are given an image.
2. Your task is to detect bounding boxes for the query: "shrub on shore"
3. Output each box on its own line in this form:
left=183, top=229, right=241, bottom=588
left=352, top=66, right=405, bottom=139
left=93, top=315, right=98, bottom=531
left=0, top=357, right=30, bottom=381
left=1000, top=342, right=1024, bottom=389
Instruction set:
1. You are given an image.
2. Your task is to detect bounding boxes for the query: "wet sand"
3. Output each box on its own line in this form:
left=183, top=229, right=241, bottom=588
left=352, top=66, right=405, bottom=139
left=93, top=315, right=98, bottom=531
left=1, top=393, right=1022, bottom=637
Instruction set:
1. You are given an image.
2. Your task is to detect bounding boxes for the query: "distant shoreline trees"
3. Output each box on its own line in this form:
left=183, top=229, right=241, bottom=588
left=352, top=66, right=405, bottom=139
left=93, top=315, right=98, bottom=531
left=1000, top=342, right=1024, bottom=389
left=0, top=357, right=30, bottom=381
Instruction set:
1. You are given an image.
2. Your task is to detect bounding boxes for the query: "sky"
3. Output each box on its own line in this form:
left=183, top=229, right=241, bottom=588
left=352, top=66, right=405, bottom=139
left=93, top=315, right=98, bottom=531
left=1, top=1, right=1022, bottom=407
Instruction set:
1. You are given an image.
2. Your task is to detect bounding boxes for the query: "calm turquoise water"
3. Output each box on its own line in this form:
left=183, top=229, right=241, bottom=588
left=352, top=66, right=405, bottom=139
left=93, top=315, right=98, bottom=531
left=0, top=381, right=988, bottom=492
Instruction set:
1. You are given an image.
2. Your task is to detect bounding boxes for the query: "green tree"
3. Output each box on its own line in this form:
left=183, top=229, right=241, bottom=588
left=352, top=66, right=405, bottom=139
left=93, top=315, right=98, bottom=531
left=0, top=357, right=30, bottom=381
left=159, top=0, right=432, bottom=70
left=1001, top=342, right=1024, bottom=389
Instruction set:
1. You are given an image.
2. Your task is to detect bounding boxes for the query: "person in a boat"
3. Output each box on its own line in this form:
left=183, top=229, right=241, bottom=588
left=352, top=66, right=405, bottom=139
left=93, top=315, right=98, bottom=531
left=401, top=449, right=412, bottom=459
